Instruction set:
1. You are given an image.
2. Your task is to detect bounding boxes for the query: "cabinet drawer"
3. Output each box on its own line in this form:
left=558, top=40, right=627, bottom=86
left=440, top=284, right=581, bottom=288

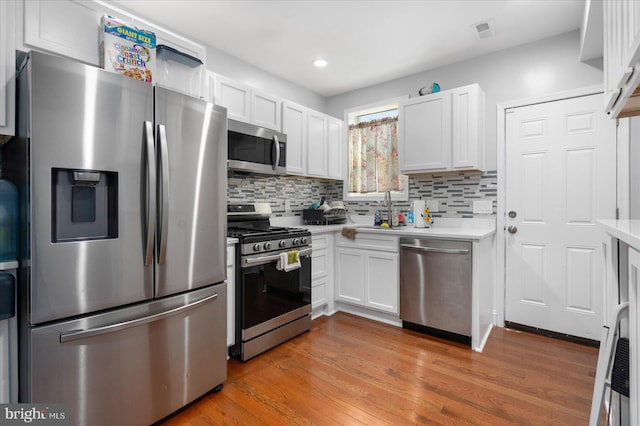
left=312, top=234, right=329, bottom=250
left=336, top=233, right=398, bottom=252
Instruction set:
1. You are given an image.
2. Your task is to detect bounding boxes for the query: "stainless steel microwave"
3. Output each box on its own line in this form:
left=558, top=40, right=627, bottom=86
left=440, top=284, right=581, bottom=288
left=227, top=119, right=287, bottom=175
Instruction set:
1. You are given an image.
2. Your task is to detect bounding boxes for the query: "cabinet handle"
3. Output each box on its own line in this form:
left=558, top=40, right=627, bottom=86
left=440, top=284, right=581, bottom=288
left=400, top=244, right=469, bottom=255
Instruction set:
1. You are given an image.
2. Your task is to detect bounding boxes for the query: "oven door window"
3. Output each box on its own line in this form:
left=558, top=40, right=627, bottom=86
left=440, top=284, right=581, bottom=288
left=241, top=256, right=311, bottom=330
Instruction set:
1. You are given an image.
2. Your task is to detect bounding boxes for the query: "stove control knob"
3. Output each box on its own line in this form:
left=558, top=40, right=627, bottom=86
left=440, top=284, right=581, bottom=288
left=253, top=243, right=261, bottom=252
left=279, top=240, right=286, bottom=248
left=301, top=237, right=308, bottom=245
left=293, top=238, right=300, bottom=246
left=264, top=242, right=272, bottom=250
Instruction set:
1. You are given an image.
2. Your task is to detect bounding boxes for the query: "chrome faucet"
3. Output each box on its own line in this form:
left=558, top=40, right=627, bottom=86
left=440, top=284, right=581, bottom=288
left=384, top=190, right=392, bottom=227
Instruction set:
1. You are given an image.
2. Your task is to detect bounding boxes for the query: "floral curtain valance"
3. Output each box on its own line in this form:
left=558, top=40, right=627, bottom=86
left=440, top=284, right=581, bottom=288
left=348, top=116, right=403, bottom=194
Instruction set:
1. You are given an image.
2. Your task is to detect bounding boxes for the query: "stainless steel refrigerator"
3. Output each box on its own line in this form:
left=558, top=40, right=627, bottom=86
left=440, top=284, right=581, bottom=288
left=3, top=51, right=228, bottom=425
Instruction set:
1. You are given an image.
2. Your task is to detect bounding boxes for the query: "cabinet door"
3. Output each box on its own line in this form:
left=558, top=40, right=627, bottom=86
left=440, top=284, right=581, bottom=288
left=335, top=248, right=365, bottom=305
left=311, top=276, right=329, bottom=309
left=399, top=92, right=451, bottom=173
left=214, top=74, right=251, bottom=122
left=282, top=101, right=308, bottom=175
left=0, top=0, right=15, bottom=139
left=251, top=90, right=281, bottom=130
left=23, top=0, right=130, bottom=66
left=307, top=111, right=328, bottom=177
left=451, top=85, right=484, bottom=171
left=205, top=71, right=216, bottom=103
left=327, top=117, right=343, bottom=180
left=625, top=0, right=640, bottom=69
left=312, top=248, right=329, bottom=280
left=226, top=265, right=235, bottom=347
left=629, top=247, right=640, bottom=426
left=365, top=252, right=398, bottom=314
left=603, top=0, right=630, bottom=113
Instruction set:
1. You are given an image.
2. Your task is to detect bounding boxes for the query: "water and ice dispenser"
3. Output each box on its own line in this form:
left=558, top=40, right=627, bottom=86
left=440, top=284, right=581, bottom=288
left=51, top=168, right=118, bottom=242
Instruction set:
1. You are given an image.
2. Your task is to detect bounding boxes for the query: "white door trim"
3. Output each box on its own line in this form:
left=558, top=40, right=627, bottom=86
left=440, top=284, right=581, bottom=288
left=495, top=84, right=607, bottom=327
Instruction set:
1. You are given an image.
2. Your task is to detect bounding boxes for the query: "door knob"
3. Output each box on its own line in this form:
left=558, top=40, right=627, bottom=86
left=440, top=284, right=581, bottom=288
left=507, top=226, right=517, bottom=234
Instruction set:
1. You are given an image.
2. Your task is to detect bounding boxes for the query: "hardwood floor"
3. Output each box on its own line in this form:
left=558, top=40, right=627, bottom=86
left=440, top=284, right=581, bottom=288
left=160, top=312, right=598, bottom=425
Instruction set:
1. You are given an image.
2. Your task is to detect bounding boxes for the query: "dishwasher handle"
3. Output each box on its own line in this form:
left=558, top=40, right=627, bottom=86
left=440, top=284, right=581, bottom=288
left=400, top=244, right=469, bottom=255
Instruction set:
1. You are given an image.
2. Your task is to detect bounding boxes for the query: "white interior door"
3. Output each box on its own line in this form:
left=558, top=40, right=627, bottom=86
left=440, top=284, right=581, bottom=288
left=505, top=93, right=616, bottom=340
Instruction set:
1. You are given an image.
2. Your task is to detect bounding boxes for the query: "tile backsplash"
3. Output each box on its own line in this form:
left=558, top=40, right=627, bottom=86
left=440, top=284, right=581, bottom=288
left=228, top=170, right=497, bottom=218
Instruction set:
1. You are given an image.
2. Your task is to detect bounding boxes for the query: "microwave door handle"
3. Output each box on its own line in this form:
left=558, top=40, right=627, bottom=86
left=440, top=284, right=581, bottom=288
left=157, top=124, right=170, bottom=265
left=143, top=121, right=156, bottom=266
left=273, top=135, right=280, bottom=171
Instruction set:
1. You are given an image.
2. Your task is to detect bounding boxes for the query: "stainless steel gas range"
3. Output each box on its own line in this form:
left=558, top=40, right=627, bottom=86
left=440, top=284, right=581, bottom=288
left=227, top=203, right=312, bottom=361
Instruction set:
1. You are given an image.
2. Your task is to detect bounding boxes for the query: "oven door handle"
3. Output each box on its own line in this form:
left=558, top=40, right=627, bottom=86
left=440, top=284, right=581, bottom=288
left=242, top=247, right=312, bottom=268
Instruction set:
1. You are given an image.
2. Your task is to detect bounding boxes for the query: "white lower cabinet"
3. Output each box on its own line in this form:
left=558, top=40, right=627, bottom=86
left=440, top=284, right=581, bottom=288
left=335, top=234, right=398, bottom=315
left=311, top=233, right=333, bottom=313
left=365, top=252, right=398, bottom=312
left=628, top=246, right=640, bottom=425
left=226, top=243, right=235, bottom=347
left=335, top=249, right=365, bottom=304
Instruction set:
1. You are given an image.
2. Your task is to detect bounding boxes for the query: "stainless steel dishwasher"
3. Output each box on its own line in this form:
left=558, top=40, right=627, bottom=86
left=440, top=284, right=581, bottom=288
left=399, top=237, right=472, bottom=344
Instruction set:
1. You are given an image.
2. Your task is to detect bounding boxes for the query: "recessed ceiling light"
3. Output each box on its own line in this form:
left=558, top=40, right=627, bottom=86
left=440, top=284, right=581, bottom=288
left=313, top=58, right=328, bottom=68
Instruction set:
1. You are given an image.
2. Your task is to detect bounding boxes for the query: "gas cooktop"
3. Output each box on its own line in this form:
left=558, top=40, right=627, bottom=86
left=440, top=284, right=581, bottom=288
left=227, top=225, right=307, bottom=239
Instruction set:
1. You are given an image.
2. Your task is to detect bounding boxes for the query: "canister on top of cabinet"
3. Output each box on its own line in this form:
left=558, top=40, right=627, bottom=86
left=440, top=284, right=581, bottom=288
left=156, top=45, right=203, bottom=97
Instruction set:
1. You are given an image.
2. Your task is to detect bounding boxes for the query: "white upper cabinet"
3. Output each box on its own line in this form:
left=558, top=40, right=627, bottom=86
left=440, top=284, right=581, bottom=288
left=399, top=83, right=485, bottom=174
left=282, top=101, right=343, bottom=180
left=22, top=0, right=129, bottom=66
left=326, top=117, right=343, bottom=180
left=307, top=111, right=328, bottom=177
left=251, top=90, right=281, bottom=130
left=0, top=0, right=16, bottom=141
left=213, top=74, right=281, bottom=130
left=603, top=0, right=640, bottom=117
left=214, top=74, right=251, bottom=122
left=451, top=85, right=484, bottom=171
left=282, top=100, right=308, bottom=176
left=19, top=0, right=206, bottom=97
left=399, top=91, right=450, bottom=172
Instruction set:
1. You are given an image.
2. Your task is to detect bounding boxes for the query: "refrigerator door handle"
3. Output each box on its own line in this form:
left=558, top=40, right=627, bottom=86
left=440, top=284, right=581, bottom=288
left=59, top=293, right=219, bottom=343
left=143, top=121, right=156, bottom=266
left=157, top=123, right=170, bottom=264
left=273, top=135, right=280, bottom=171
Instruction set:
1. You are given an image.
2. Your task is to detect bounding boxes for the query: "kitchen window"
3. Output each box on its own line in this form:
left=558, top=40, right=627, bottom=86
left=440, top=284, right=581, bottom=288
left=344, top=96, right=409, bottom=201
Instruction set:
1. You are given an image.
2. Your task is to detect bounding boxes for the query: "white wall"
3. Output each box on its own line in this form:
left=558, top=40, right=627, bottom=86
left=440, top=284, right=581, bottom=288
left=206, top=46, right=326, bottom=112
left=325, top=31, right=604, bottom=170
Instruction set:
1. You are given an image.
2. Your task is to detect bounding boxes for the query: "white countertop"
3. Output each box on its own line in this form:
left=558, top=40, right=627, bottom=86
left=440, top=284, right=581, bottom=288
left=597, top=219, right=640, bottom=250
left=227, top=237, right=239, bottom=245
left=304, top=217, right=496, bottom=240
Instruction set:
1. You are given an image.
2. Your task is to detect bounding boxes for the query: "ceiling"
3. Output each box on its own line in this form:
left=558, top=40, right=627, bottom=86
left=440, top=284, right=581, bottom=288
left=112, top=0, right=587, bottom=97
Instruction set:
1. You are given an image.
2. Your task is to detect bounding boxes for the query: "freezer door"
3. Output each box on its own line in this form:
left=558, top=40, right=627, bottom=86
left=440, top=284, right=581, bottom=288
left=154, top=87, right=227, bottom=297
left=27, top=52, right=154, bottom=324
left=26, top=284, right=227, bottom=425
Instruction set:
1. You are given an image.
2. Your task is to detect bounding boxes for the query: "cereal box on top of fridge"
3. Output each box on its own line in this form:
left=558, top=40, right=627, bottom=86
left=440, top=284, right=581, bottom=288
left=100, top=15, right=156, bottom=83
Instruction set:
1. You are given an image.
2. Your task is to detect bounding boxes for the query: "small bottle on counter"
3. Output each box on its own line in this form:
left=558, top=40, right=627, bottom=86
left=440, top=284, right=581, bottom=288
left=392, top=209, right=399, bottom=227
left=407, top=205, right=414, bottom=225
